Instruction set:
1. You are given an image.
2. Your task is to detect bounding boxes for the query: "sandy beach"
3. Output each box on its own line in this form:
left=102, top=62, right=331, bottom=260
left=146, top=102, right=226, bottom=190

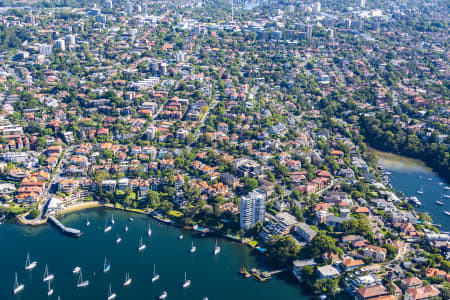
left=57, top=201, right=102, bottom=216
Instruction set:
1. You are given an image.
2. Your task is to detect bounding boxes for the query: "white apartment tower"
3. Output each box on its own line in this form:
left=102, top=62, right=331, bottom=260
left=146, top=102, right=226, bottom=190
left=240, top=190, right=266, bottom=229
left=359, top=0, right=366, bottom=8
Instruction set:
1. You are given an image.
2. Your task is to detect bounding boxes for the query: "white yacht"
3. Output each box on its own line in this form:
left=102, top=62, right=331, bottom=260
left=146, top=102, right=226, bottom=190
left=72, top=266, right=81, bottom=274
left=107, top=284, right=116, bottom=300
left=138, top=236, right=146, bottom=252
left=445, top=211, right=450, bottom=216
left=123, top=272, right=132, bottom=287
left=408, top=196, right=422, bottom=206
left=13, top=273, right=24, bottom=295
left=47, top=280, right=54, bottom=296
left=159, top=291, right=167, bottom=299
left=25, top=252, right=37, bottom=271
left=152, top=264, right=160, bottom=282
left=77, top=271, right=89, bottom=288
left=182, top=272, right=191, bottom=288
left=213, top=239, right=221, bottom=255
left=190, top=241, right=196, bottom=253
left=43, top=264, right=54, bottom=282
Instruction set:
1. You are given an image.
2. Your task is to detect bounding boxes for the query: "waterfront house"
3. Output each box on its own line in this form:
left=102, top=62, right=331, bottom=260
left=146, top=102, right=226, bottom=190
left=292, top=259, right=316, bottom=282
left=317, top=265, right=340, bottom=279
left=355, top=285, right=389, bottom=300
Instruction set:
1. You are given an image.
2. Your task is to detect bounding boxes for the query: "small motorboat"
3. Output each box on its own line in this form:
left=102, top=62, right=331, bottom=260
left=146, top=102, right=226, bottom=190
left=129, top=217, right=134, bottom=222
left=445, top=211, right=450, bottom=216
left=116, top=235, right=122, bottom=244
left=436, top=201, right=444, bottom=206
left=179, top=235, right=184, bottom=240
left=73, top=266, right=81, bottom=274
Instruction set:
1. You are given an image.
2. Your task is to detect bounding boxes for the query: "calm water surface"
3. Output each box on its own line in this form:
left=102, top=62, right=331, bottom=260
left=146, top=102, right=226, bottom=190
left=0, top=208, right=309, bottom=300
left=374, top=149, right=450, bottom=232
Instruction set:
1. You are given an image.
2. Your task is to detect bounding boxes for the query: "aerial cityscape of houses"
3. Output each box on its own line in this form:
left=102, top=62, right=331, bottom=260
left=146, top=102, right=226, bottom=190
left=0, top=0, right=449, bottom=299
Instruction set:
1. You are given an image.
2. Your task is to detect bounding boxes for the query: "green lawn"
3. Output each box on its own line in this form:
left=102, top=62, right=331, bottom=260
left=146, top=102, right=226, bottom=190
left=168, top=210, right=184, bottom=218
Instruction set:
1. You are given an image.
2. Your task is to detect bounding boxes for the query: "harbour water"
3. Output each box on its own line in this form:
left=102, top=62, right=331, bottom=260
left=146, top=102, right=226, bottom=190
left=374, top=149, right=450, bottom=232
left=0, top=208, right=309, bottom=300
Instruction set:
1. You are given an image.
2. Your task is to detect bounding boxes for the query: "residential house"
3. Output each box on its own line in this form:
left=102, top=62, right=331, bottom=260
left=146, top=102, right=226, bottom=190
left=295, top=223, right=317, bottom=242
left=362, top=245, right=387, bottom=262
left=356, top=285, right=389, bottom=300
left=317, top=265, right=340, bottom=279
left=405, top=285, right=441, bottom=300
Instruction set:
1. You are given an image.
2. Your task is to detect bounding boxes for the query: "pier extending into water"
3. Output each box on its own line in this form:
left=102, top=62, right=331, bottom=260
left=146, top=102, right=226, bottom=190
left=48, top=216, right=82, bottom=238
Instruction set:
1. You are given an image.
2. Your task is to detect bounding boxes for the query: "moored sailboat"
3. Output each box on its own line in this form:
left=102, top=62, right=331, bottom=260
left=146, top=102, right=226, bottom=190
left=25, top=252, right=37, bottom=271
left=103, top=257, right=111, bottom=273
left=190, top=241, right=196, bottom=253
left=213, top=239, right=221, bottom=255
left=47, top=280, right=54, bottom=296
left=123, top=272, right=132, bottom=287
left=152, top=264, right=160, bottom=282
left=13, top=272, right=24, bottom=295
left=159, top=291, right=167, bottom=299
left=77, top=271, right=89, bottom=288
left=138, top=236, right=146, bottom=252
left=104, top=222, right=112, bottom=233
left=43, top=264, right=55, bottom=282
left=107, top=284, right=116, bottom=300
left=182, top=272, right=191, bottom=288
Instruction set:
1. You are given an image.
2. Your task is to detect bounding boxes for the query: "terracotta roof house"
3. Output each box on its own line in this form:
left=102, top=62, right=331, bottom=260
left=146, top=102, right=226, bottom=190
left=401, top=277, right=423, bottom=291
left=405, top=285, right=440, bottom=300
left=425, top=268, right=446, bottom=278
left=356, top=285, right=389, bottom=300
